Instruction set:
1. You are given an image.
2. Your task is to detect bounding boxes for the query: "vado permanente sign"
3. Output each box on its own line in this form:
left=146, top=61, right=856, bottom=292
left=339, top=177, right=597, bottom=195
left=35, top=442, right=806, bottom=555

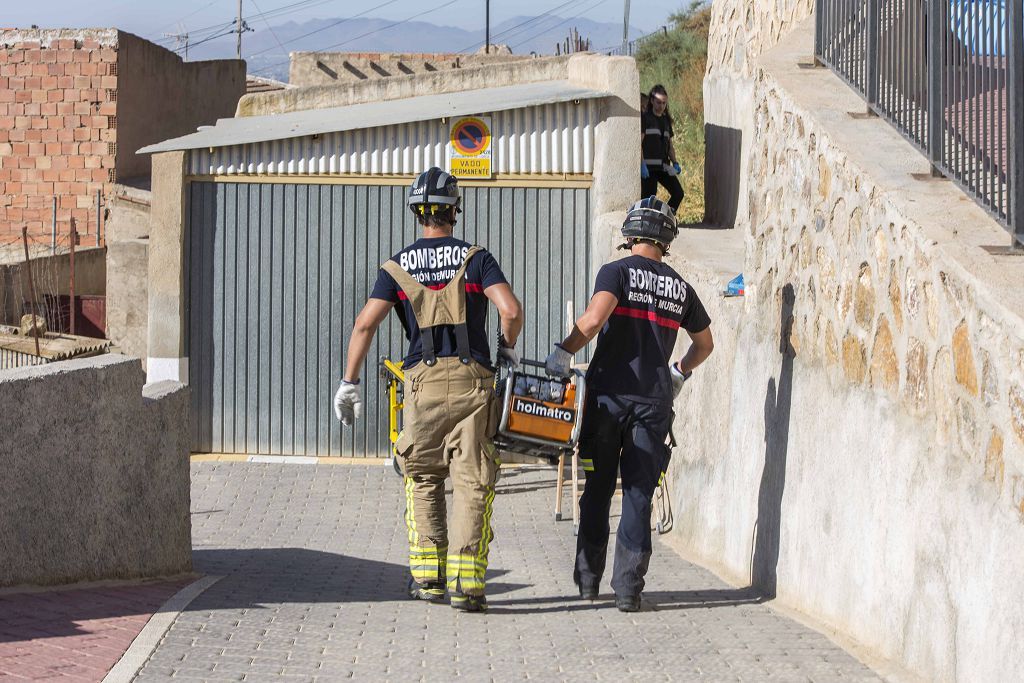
left=448, top=116, right=492, bottom=178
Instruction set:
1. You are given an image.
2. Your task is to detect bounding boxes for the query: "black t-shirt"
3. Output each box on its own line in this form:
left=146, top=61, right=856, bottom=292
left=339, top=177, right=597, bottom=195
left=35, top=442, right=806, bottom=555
left=641, top=110, right=674, bottom=168
left=370, top=237, right=508, bottom=369
left=585, top=255, right=710, bottom=403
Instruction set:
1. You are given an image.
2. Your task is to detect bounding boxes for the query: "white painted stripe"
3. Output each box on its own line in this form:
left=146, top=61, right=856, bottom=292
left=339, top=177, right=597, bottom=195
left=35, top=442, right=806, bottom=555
left=247, top=454, right=319, bottom=464
left=146, top=357, right=189, bottom=384
left=102, top=576, right=223, bottom=683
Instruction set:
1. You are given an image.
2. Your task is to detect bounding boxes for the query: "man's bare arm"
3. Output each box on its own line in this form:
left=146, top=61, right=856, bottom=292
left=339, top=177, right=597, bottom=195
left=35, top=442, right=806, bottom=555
left=676, top=326, right=714, bottom=373
left=559, top=291, right=619, bottom=353
left=343, top=298, right=395, bottom=382
left=484, top=282, right=524, bottom=347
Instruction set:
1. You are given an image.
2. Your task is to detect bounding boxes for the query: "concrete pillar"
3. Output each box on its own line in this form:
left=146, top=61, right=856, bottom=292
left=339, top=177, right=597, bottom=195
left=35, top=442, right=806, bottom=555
left=567, top=54, right=641, bottom=270
left=146, top=151, right=188, bottom=384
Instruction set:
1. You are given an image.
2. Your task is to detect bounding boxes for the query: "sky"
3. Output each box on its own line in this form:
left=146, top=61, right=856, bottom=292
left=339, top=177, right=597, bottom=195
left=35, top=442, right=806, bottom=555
left=5, top=1, right=682, bottom=49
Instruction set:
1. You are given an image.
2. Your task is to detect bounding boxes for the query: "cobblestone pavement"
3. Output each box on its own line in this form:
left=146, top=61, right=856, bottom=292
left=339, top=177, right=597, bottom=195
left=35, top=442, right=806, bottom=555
left=135, top=463, right=882, bottom=681
left=0, top=579, right=190, bottom=681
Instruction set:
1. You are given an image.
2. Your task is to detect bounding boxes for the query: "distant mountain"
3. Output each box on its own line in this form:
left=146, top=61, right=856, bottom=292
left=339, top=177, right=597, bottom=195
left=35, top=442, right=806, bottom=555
left=183, top=15, right=648, bottom=81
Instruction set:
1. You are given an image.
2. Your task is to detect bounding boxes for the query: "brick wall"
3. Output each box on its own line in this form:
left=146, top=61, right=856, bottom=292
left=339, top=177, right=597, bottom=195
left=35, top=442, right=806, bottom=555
left=0, top=30, right=118, bottom=247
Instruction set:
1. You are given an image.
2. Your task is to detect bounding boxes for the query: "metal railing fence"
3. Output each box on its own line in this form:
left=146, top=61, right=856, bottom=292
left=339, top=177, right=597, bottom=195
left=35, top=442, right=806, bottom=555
left=815, top=0, right=1023, bottom=246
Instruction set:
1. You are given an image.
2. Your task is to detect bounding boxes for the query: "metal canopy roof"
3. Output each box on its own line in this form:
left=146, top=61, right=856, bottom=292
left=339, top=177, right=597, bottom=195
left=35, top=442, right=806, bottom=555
left=138, top=80, right=609, bottom=154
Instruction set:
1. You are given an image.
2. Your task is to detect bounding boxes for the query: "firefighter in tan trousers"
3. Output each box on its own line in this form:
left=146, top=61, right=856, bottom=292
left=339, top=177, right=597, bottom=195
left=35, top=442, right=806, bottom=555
left=334, top=167, right=523, bottom=612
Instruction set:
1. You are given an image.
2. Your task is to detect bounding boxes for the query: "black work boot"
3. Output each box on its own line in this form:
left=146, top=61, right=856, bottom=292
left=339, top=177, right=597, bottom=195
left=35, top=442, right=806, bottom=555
left=407, top=578, right=445, bottom=604
left=615, top=594, right=641, bottom=612
left=578, top=583, right=599, bottom=600
left=450, top=592, right=488, bottom=613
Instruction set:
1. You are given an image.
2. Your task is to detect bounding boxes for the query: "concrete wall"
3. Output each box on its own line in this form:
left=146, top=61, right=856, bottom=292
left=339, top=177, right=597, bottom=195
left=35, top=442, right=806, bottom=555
left=146, top=151, right=187, bottom=383
left=104, top=183, right=150, bottom=360
left=238, top=55, right=573, bottom=117
left=289, top=51, right=530, bottom=87
left=0, top=354, right=191, bottom=587
left=115, top=32, right=245, bottom=180
left=675, top=12, right=1024, bottom=681
left=0, top=246, right=105, bottom=327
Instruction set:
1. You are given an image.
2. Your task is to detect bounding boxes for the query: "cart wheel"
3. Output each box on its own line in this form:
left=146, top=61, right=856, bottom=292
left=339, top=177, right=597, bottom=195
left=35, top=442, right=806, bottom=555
left=555, top=512, right=562, bottom=521
left=573, top=524, right=579, bottom=537
left=656, top=522, right=664, bottom=534
left=392, top=458, right=403, bottom=477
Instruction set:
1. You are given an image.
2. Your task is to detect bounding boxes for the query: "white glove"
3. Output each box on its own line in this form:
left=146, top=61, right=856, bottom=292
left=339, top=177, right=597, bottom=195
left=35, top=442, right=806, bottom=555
left=333, top=380, right=362, bottom=426
left=670, top=362, right=691, bottom=398
left=545, top=344, right=573, bottom=378
left=497, top=336, right=520, bottom=368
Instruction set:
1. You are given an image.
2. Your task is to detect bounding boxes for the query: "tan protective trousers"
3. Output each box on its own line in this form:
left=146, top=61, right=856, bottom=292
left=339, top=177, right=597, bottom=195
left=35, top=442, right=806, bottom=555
left=394, top=357, right=500, bottom=597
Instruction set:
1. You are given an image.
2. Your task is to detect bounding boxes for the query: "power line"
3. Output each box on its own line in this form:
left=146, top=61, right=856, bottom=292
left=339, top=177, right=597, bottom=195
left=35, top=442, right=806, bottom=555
left=510, top=0, right=612, bottom=51
left=456, top=0, right=584, bottom=53
left=246, top=0, right=402, bottom=58
left=251, top=0, right=465, bottom=75
left=250, top=0, right=289, bottom=59
left=155, top=0, right=352, bottom=46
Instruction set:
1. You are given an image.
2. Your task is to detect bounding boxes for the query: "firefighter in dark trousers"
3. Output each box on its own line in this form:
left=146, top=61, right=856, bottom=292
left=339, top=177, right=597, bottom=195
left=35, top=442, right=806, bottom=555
left=545, top=197, right=714, bottom=612
left=334, top=167, right=523, bottom=613
left=641, top=84, right=685, bottom=215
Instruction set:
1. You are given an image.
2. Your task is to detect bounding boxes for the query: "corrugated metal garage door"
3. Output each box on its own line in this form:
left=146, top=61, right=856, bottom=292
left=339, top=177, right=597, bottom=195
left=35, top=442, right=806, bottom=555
left=186, top=181, right=591, bottom=457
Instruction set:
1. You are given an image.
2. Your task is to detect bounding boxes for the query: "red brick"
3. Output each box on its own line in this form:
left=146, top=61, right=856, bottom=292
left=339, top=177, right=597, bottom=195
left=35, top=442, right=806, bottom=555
left=53, top=181, right=70, bottom=194
left=73, top=75, right=90, bottom=89
left=100, top=75, right=116, bottom=89
left=1, top=64, right=16, bottom=77
left=32, top=64, right=48, bottom=77
left=24, top=49, right=42, bottom=63
left=79, top=61, right=96, bottom=76
left=98, top=49, right=116, bottom=63
left=40, top=129, right=57, bottom=143
left=56, top=100, right=73, bottom=113
left=82, top=39, right=100, bottom=50
left=40, top=103, right=56, bottom=116
left=18, top=157, right=34, bottom=169
left=46, top=116, right=63, bottom=129
left=23, top=102, right=39, bottom=116
left=72, top=50, right=89, bottom=63
left=56, top=49, right=74, bottom=64
left=89, top=115, right=106, bottom=128
left=35, top=181, right=53, bottom=194
left=73, top=128, right=89, bottom=142
left=40, top=49, right=56, bottom=64
left=61, top=143, right=77, bottom=155
left=44, top=143, right=60, bottom=156
left=98, top=101, right=115, bottom=116
left=0, top=115, right=11, bottom=129
left=47, top=90, right=62, bottom=103
left=42, top=169, right=59, bottom=182
left=56, top=129, right=72, bottom=143
left=16, top=63, right=32, bottom=76
left=0, top=89, right=14, bottom=103
left=41, top=75, right=57, bottom=89
left=67, top=153, right=84, bottom=167
left=90, top=168, right=107, bottom=182
left=24, top=75, right=40, bottom=89
left=58, top=193, right=77, bottom=207
left=31, top=90, right=46, bottom=104
left=58, top=169, right=75, bottom=181
left=8, top=129, right=25, bottom=142
left=15, top=90, right=31, bottom=103
left=48, top=63, right=65, bottom=76
left=50, top=155, right=67, bottom=170
left=100, top=129, right=115, bottom=142
left=57, top=39, right=77, bottom=50
left=64, top=114, right=80, bottom=128
left=30, top=117, right=46, bottom=129
left=24, top=129, right=41, bottom=142
left=84, top=155, right=100, bottom=169
left=10, top=50, right=24, bottom=63
left=63, top=60, right=80, bottom=76
left=11, top=142, right=28, bottom=155
left=73, top=102, right=90, bottom=115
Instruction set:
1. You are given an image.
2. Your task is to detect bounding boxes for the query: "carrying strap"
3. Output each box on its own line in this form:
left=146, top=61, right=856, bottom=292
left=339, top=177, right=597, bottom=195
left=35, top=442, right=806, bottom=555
left=382, top=245, right=483, bottom=366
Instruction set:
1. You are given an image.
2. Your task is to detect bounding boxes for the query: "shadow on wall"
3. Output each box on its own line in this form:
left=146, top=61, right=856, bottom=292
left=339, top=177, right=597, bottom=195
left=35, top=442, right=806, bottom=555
left=751, top=283, right=795, bottom=598
left=703, top=124, right=743, bottom=229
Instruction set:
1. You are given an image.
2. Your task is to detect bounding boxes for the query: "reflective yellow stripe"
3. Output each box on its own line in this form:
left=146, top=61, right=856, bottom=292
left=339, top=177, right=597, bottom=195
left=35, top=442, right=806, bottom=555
left=580, top=458, right=594, bottom=472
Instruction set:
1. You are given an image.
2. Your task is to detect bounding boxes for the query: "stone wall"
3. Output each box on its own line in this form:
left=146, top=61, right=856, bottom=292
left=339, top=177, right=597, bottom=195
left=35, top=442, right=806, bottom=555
left=288, top=51, right=530, bottom=87
left=675, top=11, right=1024, bottom=681
left=0, top=355, right=191, bottom=587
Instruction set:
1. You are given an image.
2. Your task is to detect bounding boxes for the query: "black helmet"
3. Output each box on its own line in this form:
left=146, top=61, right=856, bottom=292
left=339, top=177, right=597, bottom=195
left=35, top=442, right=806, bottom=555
left=621, top=196, right=678, bottom=251
left=408, top=167, right=461, bottom=217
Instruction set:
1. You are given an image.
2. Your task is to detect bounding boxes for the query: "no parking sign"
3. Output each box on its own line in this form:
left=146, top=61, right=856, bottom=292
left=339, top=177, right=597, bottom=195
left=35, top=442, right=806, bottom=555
left=448, top=116, right=492, bottom=178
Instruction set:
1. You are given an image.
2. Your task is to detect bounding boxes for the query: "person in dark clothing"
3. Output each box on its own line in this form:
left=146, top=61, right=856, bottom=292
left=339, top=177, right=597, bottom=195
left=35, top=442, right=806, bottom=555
left=641, top=84, right=685, bottom=214
left=545, top=196, right=714, bottom=612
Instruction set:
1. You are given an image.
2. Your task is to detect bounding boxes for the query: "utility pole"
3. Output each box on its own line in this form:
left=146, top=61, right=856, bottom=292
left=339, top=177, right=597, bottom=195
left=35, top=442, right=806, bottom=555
left=621, top=0, right=631, bottom=54
left=163, top=31, right=189, bottom=59
left=485, top=0, right=490, bottom=54
left=237, top=0, right=243, bottom=59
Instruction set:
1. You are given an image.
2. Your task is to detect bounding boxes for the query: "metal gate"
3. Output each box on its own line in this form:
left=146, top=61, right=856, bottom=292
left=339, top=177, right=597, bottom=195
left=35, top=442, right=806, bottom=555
left=186, top=181, right=591, bottom=457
